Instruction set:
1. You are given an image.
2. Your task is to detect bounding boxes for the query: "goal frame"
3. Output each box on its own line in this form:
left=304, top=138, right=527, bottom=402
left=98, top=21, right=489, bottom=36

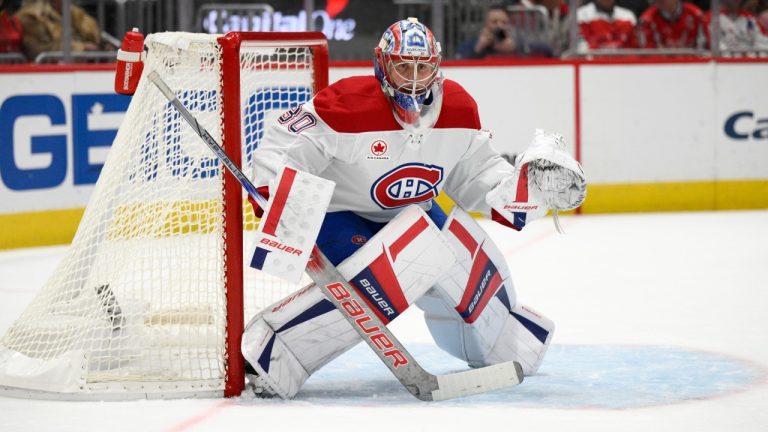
left=0, top=31, right=329, bottom=400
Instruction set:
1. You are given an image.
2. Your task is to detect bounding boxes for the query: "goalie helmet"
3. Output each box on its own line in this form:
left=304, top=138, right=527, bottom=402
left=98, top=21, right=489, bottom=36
left=374, top=17, right=443, bottom=132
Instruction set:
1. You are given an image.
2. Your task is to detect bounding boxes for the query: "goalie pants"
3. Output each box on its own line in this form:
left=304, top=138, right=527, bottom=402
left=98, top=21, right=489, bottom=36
left=242, top=202, right=553, bottom=398
left=315, top=201, right=448, bottom=266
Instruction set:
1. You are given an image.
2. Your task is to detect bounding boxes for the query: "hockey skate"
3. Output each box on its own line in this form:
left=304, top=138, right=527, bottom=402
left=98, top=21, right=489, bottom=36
left=243, top=360, right=279, bottom=398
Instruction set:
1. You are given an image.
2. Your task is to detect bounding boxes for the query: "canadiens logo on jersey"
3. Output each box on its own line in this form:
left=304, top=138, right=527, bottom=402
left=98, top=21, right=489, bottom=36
left=368, top=140, right=389, bottom=160
left=370, top=163, right=443, bottom=209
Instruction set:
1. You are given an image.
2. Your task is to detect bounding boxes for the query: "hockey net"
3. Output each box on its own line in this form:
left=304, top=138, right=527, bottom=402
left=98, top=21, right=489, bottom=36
left=0, top=32, right=328, bottom=399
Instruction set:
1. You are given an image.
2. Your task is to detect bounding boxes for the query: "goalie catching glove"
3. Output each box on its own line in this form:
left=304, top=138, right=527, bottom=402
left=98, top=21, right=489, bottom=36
left=523, top=129, right=586, bottom=210
left=487, top=129, right=586, bottom=231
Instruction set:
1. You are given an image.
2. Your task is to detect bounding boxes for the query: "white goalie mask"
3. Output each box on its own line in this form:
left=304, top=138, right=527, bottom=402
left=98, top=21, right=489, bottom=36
left=374, top=17, right=443, bottom=133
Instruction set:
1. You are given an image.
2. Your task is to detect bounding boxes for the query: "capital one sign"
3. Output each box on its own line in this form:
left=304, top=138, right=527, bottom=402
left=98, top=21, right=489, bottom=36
left=201, top=10, right=356, bottom=41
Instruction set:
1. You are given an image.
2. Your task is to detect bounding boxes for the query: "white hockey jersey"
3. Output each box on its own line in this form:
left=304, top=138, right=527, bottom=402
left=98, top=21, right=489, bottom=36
left=251, top=76, right=513, bottom=223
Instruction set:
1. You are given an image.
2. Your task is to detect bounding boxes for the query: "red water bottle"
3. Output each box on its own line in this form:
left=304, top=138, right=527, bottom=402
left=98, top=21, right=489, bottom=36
left=114, top=28, right=145, bottom=95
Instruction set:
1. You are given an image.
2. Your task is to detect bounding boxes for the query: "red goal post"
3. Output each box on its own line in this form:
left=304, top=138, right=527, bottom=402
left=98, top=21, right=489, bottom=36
left=219, top=31, right=329, bottom=397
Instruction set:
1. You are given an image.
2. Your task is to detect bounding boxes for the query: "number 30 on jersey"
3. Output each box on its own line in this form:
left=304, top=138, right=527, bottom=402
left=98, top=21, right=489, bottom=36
left=278, top=106, right=317, bottom=134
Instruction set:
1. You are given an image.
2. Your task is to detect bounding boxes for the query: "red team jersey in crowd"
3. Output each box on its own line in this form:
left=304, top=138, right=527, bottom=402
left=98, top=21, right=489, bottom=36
left=0, top=11, right=22, bottom=54
left=251, top=76, right=514, bottom=224
left=577, top=2, right=638, bottom=49
left=638, top=3, right=706, bottom=48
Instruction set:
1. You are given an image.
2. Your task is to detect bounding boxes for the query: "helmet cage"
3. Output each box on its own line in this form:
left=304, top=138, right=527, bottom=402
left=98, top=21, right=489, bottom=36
left=378, top=52, right=441, bottom=101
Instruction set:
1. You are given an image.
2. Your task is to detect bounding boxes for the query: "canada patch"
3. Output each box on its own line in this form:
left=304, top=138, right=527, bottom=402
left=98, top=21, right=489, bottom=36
left=370, top=163, right=444, bottom=209
left=368, top=140, right=389, bottom=160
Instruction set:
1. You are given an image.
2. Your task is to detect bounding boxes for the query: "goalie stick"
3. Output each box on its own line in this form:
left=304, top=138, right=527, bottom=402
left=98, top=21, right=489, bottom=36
left=148, top=71, right=523, bottom=401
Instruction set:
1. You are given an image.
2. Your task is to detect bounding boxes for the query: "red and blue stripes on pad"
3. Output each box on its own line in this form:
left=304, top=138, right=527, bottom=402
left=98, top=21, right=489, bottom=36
left=455, top=247, right=505, bottom=324
left=448, top=217, right=504, bottom=324
left=348, top=216, right=430, bottom=324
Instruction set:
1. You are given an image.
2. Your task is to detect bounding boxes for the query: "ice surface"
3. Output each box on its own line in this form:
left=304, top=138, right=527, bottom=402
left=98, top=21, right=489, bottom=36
left=0, top=211, right=766, bottom=432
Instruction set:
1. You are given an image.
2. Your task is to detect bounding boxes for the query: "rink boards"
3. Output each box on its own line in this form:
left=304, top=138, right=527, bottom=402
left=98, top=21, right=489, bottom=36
left=1, top=59, right=767, bottom=248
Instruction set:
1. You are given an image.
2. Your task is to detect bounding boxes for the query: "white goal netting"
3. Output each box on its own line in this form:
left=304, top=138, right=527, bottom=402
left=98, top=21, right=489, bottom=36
left=0, top=32, right=323, bottom=399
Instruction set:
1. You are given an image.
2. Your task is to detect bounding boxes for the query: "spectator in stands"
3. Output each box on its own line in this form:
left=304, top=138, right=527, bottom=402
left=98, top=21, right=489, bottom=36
left=638, top=0, right=707, bottom=49
left=704, top=0, right=768, bottom=50
left=0, top=0, right=23, bottom=55
left=577, top=0, right=639, bottom=52
left=456, top=6, right=517, bottom=59
left=16, top=0, right=102, bottom=62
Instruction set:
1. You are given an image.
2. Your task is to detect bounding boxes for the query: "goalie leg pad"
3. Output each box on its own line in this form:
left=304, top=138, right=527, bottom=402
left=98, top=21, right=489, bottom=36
left=242, top=309, right=313, bottom=399
left=480, top=302, right=554, bottom=374
left=242, top=284, right=354, bottom=398
left=242, top=205, right=457, bottom=398
left=416, top=206, right=554, bottom=375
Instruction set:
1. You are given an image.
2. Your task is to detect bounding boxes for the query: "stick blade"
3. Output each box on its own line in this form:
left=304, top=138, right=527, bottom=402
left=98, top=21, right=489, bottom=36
left=430, top=361, right=523, bottom=402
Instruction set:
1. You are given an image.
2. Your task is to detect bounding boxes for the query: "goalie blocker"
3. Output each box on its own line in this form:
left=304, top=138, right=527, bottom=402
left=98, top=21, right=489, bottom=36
left=243, top=206, right=554, bottom=398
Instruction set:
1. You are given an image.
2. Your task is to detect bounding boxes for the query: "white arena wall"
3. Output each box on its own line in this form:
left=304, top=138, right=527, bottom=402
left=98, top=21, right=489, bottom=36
left=1, top=59, right=766, bottom=248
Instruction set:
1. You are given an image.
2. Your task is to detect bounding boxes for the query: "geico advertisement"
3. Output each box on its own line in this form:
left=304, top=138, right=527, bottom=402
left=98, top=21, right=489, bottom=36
left=0, top=71, right=129, bottom=213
